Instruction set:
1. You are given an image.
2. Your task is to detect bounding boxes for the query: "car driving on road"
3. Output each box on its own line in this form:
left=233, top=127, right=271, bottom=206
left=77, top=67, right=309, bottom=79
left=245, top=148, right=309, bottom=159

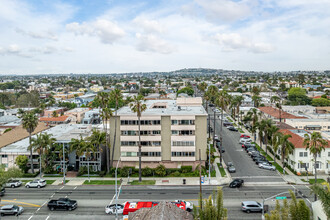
left=48, top=198, right=77, bottom=211
left=5, top=179, right=22, bottom=188
left=25, top=179, right=47, bottom=188
left=227, top=162, right=236, bottom=173
left=229, top=179, right=244, bottom=188
left=241, top=201, right=263, bottom=213
left=227, top=126, right=238, bottom=131
left=105, top=204, right=124, bottom=215
left=0, top=205, right=24, bottom=216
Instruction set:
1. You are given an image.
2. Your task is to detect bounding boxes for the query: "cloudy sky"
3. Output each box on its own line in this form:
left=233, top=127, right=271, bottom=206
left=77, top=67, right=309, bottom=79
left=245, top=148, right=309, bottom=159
left=0, top=0, right=330, bottom=74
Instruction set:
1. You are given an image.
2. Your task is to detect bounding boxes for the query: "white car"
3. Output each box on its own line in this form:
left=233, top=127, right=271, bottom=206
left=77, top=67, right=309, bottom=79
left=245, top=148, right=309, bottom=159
left=25, top=179, right=47, bottom=188
left=259, top=162, right=276, bottom=171
left=239, top=138, right=252, bottom=144
left=5, top=180, right=22, bottom=188
left=213, top=108, right=220, bottom=113
left=175, top=200, right=193, bottom=212
left=214, top=135, right=219, bottom=140
left=105, top=204, right=124, bottom=215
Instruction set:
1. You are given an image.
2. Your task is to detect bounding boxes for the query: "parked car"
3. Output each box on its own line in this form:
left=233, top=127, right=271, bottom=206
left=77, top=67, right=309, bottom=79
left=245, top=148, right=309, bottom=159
left=5, top=180, right=22, bottom=188
left=25, top=179, right=47, bottom=188
left=248, top=150, right=258, bottom=156
left=105, top=204, right=124, bottom=215
left=0, top=205, right=24, bottom=216
left=213, top=108, right=220, bottom=113
left=0, top=187, right=5, bottom=196
left=227, top=126, right=238, bottom=131
left=48, top=198, right=77, bottom=211
left=241, top=201, right=263, bottom=213
left=214, top=135, right=219, bottom=140
left=223, top=122, right=233, bottom=127
left=240, top=138, right=252, bottom=144
left=209, top=103, right=215, bottom=107
left=255, top=158, right=269, bottom=165
left=242, top=143, right=255, bottom=149
left=240, top=134, right=250, bottom=138
left=175, top=200, right=193, bottom=212
left=259, top=162, right=276, bottom=171
left=227, top=162, right=236, bottom=173
left=229, top=179, right=244, bottom=188
left=252, top=155, right=265, bottom=161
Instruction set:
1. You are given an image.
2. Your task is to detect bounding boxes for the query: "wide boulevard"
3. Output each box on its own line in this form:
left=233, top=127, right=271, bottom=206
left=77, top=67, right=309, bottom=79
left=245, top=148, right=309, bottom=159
left=1, top=184, right=313, bottom=220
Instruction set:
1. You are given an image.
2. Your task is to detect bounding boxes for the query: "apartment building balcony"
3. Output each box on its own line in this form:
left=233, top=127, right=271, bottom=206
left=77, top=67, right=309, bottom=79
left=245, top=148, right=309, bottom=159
left=171, top=146, right=196, bottom=152
left=171, top=157, right=195, bottom=161
left=171, top=125, right=195, bottom=130
left=120, top=125, right=162, bottom=131
left=121, top=156, right=162, bottom=162
left=121, top=146, right=161, bottom=152
left=171, top=135, right=195, bottom=141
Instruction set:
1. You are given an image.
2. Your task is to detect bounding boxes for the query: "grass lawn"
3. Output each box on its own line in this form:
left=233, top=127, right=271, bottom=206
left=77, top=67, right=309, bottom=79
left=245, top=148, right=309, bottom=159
left=238, top=129, right=244, bottom=133
left=308, top=179, right=326, bottom=184
left=130, top=180, right=155, bottom=185
left=217, top=163, right=226, bottom=177
left=226, top=117, right=233, bottom=122
left=83, top=180, right=119, bottom=185
left=46, top=180, right=56, bottom=185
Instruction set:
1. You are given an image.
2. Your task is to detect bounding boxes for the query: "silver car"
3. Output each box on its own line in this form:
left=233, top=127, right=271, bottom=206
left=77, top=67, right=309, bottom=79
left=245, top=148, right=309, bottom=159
left=5, top=179, right=22, bottom=188
left=259, top=162, right=276, bottom=171
left=0, top=205, right=24, bottom=216
left=25, top=179, right=47, bottom=188
left=241, top=201, right=263, bottom=213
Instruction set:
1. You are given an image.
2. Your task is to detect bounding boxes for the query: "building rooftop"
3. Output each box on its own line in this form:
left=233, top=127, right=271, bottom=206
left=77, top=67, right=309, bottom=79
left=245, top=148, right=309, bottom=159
left=117, top=99, right=207, bottom=116
left=40, top=115, right=70, bottom=122
left=259, top=107, right=307, bottom=119
left=279, top=129, right=330, bottom=148
left=0, top=124, right=95, bottom=154
left=65, top=107, right=90, bottom=113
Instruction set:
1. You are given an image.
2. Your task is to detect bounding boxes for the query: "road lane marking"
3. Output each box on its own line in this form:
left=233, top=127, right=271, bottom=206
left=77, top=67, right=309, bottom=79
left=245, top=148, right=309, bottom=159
left=45, top=216, right=50, bottom=220
left=109, top=182, right=124, bottom=205
left=1, top=200, right=41, bottom=207
left=74, top=186, right=77, bottom=190
left=60, top=186, right=65, bottom=190
left=28, top=215, right=33, bottom=220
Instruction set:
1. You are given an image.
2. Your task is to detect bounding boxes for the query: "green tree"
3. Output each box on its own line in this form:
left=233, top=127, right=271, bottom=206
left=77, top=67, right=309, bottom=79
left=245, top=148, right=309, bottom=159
left=155, top=164, right=166, bottom=177
left=303, top=132, right=328, bottom=201
left=246, top=108, right=261, bottom=141
left=130, top=95, right=147, bottom=182
left=21, top=111, right=38, bottom=174
left=87, top=129, right=106, bottom=169
left=279, top=134, right=295, bottom=173
left=30, top=133, right=56, bottom=178
left=15, top=155, right=29, bottom=173
left=287, top=87, right=311, bottom=105
left=311, top=98, right=330, bottom=106
left=177, top=87, right=194, bottom=96
left=198, top=82, right=208, bottom=93
left=252, top=95, right=262, bottom=107
left=194, top=187, right=227, bottom=220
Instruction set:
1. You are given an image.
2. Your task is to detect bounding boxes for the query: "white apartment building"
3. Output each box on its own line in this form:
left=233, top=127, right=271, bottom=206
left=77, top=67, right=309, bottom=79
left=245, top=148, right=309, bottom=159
left=280, top=129, right=330, bottom=174
left=282, top=105, right=316, bottom=115
left=285, top=118, right=330, bottom=132
left=110, top=98, right=207, bottom=170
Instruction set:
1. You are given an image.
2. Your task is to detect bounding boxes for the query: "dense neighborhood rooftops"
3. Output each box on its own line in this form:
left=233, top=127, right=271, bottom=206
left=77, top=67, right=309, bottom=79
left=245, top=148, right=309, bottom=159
left=39, top=115, right=70, bottom=122
left=279, top=129, right=330, bottom=148
left=258, top=106, right=307, bottom=119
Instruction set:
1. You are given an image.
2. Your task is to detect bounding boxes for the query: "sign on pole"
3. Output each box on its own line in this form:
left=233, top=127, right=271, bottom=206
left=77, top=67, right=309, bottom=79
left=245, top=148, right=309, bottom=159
left=276, top=197, right=287, bottom=200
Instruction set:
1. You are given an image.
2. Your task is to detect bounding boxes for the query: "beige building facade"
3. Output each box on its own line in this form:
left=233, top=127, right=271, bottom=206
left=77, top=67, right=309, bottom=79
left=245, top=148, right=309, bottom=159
left=110, top=98, right=207, bottom=170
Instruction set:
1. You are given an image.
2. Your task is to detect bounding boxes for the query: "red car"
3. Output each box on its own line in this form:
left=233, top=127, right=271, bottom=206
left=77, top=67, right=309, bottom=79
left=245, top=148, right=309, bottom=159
left=240, top=134, right=250, bottom=138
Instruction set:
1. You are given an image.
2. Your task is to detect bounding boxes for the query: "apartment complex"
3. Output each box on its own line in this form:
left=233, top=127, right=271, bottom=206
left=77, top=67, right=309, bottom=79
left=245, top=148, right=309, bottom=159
left=110, top=98, right=207, bottom=170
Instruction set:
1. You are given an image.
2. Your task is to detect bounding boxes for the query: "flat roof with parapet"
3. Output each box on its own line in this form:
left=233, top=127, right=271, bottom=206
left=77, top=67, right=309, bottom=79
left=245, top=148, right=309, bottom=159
left=0, top=124, right=96, bottom=154
left=117, top=99, right=207, bottom=116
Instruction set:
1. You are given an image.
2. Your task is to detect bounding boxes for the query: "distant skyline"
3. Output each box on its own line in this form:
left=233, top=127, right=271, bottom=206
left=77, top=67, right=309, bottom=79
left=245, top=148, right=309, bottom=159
left=0, top=0, right=330, bottom=74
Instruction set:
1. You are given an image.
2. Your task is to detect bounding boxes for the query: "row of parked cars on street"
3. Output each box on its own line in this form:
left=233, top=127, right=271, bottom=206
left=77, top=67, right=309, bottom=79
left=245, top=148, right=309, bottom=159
left=240, top=137, right=276, bottom=171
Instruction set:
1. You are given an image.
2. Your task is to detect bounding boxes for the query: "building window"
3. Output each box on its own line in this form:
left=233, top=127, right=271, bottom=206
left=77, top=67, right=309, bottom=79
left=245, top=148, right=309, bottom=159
left=1, top=155, right=8, bottom=158
left=298, top=163, right=309, bottom=169
left=171, top=152, right=195, bottom=157
left=299, top=152, right=308, bottom=157
left=172, top=141, right=195, bottom=146
left=328, top=152, right=330, bottom=157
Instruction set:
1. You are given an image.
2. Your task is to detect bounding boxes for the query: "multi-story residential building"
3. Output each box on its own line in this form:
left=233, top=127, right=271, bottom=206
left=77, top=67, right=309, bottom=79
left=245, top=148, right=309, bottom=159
left=278, top=129, right=330, bottom=174
left=281, top=105, right=316, bottom=116
left=64, top=107, right=90, bottom=123
left=43, top=107, right=65, bottom=118
left=0, top=124, right=103, bottom=172
left=110, top=98, right=207, bottom=170
left=285, top=118, right=330, bottom=132
left=258, top=106, right=307, bottom=122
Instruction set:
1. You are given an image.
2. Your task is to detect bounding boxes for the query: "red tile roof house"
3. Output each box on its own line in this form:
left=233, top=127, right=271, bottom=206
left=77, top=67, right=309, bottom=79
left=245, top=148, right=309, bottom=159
left=276, top=129, right=330, bottom=175
left=39, top=115, right=72, bottom=126
left=258, top=106, right=307, bottom=123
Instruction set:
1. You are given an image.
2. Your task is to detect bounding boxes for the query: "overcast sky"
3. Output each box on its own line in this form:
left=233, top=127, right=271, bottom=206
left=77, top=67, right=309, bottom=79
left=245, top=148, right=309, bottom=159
left=0, top=0, right=330, bottom=74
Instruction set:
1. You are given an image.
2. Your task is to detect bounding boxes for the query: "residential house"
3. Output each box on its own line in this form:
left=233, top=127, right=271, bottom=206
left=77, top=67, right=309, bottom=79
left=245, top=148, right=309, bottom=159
left=258, top=106, right=307, bottom=122
left=64, top=108, right=90, bottom=123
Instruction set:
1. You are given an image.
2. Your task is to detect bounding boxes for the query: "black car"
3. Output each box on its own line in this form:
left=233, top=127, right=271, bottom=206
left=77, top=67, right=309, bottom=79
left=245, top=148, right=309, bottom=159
left=229, top=179, right=244, bottom=188
left=252, top=155, right=265, bottom=161
left=242, top=143, right=256, bottom=149
left=245, top=146, right=257, bottom=152
left=255, top=158, right=269, bottom=165
left=0, top=187, right=5, bottom=196
left=227, top=126, right=238, bottom=132
left=209, top=103, right=215, bottom=107
left=223, top=122, right=233, bottom=127
left=48, top=198, right=77, bottom=211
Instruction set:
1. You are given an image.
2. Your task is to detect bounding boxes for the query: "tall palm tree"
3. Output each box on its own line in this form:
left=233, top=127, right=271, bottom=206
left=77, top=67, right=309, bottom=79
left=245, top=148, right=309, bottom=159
left=256, top=120, right=266, bottom=149
left=216, top=89, right=230, bottom=133
left=303, top=132, right=328, bottom=201
left=110, top=89, right=123, bottom=168
left=130, top=95, right=147, bottom=182
left=268, top=125, right=280, bottom=162
left=263, top=119, right=273, bottom=154
left=234, top=96, right=244, bottom=125
left=279, top=134, right=295, bottom=173
left=311, top=183, right=330, bottom=218
left=30, top=133, right=56, bottom=177
left=246, top=108, right=261, bottom=141
left=87, top=129, right=106, bottom=170
left=21, top=111, right=39, bottom=174
left=252, top=95, right=261, bottom=108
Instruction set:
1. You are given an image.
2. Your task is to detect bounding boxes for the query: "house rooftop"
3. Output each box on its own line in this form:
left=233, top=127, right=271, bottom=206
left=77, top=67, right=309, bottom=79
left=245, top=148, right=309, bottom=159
left=279, top=129, right=330, bottom=148
left=40, top=115, right=69, bottom=122
left=259, top=107, right=307, bottom=119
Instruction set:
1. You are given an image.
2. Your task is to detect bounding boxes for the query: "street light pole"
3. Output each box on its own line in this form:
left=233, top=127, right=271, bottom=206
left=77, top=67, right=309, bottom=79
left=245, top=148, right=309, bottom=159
left=208, top=143, right=211, bottom=184
left=63, top=143, right=66, bottom=185
left=262, top=191, right=289, bottom=219
left=115, top=158, right=121, bottom=220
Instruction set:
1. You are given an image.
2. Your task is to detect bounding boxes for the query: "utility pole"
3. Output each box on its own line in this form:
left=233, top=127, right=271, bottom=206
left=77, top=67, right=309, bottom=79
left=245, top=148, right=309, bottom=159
left=208, top=143, right=211, bottom=184
left=199, top=149, right=202, bottom=210
left=63, top=143, right=66, bottom=185
left=208, top=113, right=211, bottom=139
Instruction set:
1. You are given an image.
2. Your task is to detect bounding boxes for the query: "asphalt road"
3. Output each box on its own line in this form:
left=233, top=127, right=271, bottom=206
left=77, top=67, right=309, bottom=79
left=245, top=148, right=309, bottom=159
left=0, top=184, right=313, bottom=220
left=208, top=107, right=284, bottom=183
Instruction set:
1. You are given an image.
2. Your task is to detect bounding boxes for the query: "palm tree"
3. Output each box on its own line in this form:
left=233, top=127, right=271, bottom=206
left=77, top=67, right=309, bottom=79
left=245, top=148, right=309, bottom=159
left=21, top=111, right=38, bottom=174
left=234, top=95, right=244, bottom=125
left=256, top=120, right=266, bottom=149
left=216, top=89, right=230, bottom=133
left=246, top=108, right=261, bottom=141
left=30, top=133, right=56, bottom=177
left=263, top=119, right=273, bottom=154
left=87, top=129, right=106, bottom=170
left=303, top=132, right=328, bottom=201
left=130, top=95, right=147, bottom=182
left=252, top=95, right=262, bottom=108
left=279, top=134, right=295, bottom=173
left=110, top=89, right=123, bottom=168
left=198, top=82, right=207, bottom=94
left=268, top=125, right=280, bottom=162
